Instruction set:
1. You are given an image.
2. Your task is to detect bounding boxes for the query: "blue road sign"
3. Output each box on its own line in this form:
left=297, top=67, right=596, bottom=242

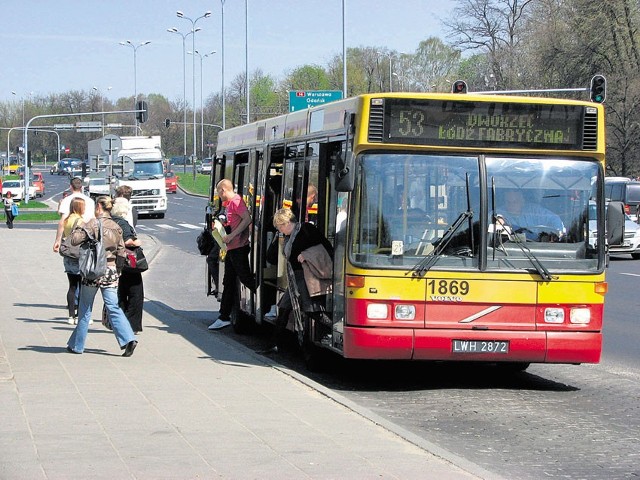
left=289, top=90, right=343, bottom=112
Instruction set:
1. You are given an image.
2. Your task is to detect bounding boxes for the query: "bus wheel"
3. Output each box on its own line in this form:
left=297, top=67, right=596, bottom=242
left=297, top=315, right=324, bottom=371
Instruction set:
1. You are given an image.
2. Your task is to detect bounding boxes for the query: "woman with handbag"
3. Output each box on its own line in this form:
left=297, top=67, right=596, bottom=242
left=66, top=196, right=138, bottom=357
left=3, top=191, right=15, bottom=229
left=54, top=197, right=85, bottom=324
left=111, top=199, right=145, bottom=333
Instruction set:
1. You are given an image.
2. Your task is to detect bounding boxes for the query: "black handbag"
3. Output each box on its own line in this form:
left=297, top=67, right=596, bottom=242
left=196, top=228, right=215, bottom=255
left=123, top=246, right=149, bottom=273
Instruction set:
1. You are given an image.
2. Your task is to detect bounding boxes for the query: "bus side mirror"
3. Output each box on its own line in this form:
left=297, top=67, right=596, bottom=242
left=335, top=151, right=355, bottom=192
left=606, top=201, right=625, bottom=246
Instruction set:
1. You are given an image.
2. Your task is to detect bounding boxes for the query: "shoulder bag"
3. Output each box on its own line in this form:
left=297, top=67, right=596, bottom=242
left=123, top=246, right=149, bottom=273
left=78, top=220, right=108, bottom=281
left=11, top=204, right=19, bottom=216
left=59, top=218, right=81, bottom=258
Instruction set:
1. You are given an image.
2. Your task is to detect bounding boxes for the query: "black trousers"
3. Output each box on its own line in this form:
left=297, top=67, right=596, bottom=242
left=66, top=273, right=82, bottom=317
left=118, top=271, right=144, bottom=332
left=219, top=245, right=255, bottom=319
left=4, top=209, right=14, bottom=228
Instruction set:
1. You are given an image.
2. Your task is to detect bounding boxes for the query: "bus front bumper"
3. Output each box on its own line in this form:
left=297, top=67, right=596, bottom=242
left=342, top=327, right=602, bottom=364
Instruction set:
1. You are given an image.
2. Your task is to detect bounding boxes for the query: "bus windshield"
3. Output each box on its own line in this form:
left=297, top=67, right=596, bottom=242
left=351, top=153, right=601, bottom=273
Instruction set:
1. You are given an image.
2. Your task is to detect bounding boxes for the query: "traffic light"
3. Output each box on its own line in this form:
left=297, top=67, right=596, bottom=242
left=452, top=80, right=468, bottom=94
left=165, top=118, right=171, bottom=129
left=136, top=100, right=148, bottom=123
left=590, top=75, right=606, bottom=103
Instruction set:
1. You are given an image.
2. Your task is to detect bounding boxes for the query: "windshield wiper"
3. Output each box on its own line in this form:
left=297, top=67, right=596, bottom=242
left=409, top=174, right=475, bottom=277
left=409, top=209, right=473, bottom=276
left=493, top=215, right=555, bottom=282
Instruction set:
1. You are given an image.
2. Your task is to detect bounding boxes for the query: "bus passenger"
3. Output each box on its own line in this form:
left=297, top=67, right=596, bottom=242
left=261, top=208, right=333, bottom=354
left=496, top=189, right=565, bottom=241
left=208, top=179, right=256, bottom=330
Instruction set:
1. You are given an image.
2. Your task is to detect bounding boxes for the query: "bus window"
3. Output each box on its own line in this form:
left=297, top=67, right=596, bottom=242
left=305, top=142, right=320, bottom=225
left=352, top=153, right=480, bottom=266
left=487, top=157, right=599, bottom=270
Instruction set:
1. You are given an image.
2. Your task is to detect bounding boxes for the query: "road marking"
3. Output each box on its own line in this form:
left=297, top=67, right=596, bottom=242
left=619, top=273, right=640, bottom=277
left=177, top=223, right=201, bottom=230
left=156, top=224, right=180, bottom=230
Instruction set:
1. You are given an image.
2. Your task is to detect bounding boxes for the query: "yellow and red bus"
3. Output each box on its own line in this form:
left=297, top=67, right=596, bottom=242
left=209, top=89, right=621, bottom=371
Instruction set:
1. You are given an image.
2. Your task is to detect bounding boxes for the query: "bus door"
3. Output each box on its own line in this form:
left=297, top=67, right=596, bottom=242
left=230, top=150, right=257, bottom=316
left=323, top=140, right=348, bottom=352
left=258, top=145, right=285, bottom=322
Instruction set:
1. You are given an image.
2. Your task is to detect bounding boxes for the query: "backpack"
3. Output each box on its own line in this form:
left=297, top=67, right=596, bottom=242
left=196, top=228, right=215, bottom=255
left=78, top=220, right=108, bottom=281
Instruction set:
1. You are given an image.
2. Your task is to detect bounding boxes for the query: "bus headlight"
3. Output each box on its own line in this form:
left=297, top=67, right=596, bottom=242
left=570, top=308, right=591, bottom=324
left=544, top=308, right=565, bottom=323
left=395, top=305, right=416, bottom=320
left=367, top=303, right=388, bottom=319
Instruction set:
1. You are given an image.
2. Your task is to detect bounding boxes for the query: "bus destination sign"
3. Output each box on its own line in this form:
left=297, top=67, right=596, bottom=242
left=384, top=99, right=584, bottom=150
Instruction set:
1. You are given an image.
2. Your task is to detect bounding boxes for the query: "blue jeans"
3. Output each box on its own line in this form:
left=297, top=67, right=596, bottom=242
left=68, top=284, right=136, bottom=354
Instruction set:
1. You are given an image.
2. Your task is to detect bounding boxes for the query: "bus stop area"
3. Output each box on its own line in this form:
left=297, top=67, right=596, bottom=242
left=0, top=227, right=493, bottom=480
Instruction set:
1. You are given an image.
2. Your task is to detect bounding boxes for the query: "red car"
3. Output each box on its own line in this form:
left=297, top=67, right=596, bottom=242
left=165, top=171, right=179, bottom=194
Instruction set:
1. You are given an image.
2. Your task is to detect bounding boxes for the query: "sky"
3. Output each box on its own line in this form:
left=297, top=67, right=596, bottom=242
left=0, top=0, right=455, bottom=105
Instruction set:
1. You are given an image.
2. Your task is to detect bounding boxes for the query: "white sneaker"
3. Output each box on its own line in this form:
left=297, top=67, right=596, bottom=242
left=67, top=317, right=75, bottom=325
left=265, top=305, right=277, bottom=319
left=88, top=319, right=93, bottom=325
left=208, top=319, right=231, bottom=330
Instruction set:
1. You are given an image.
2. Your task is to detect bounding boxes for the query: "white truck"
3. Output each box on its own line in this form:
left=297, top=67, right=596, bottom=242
left=87, top=135, right=167, bottom=218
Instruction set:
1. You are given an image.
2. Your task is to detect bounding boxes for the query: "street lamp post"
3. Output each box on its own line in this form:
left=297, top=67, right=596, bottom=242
left=119, top=40, right=151, bottom=131
left=376, top=51, right=394, bottom=92
left=168, top=27, right=199, bottom=174
left=177, top=10, right=211, bottom=169
left=92, top=86, right=112, bottom=135
left=11, top=91, right=31, bottom=127
left=189, top=50, right=216, bottom=159
left=220, top=0, right=226, bottom=130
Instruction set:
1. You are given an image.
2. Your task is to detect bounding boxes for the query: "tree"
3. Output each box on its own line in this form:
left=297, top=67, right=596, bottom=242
left=410, top=37, right=461, bottom=92
left=444, top=0, right=535, bottom=89
left=283, top=65, right=330, bottom=91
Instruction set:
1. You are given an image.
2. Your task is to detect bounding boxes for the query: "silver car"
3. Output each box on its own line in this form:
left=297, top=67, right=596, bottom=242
left=589, top=203, right=640, bottom=259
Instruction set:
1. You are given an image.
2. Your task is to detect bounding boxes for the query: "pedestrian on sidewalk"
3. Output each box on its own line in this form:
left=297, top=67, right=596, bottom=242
left=3, top=191, right=15, bottom=229
left=53, top=197, right=85, bottom=325
left=53, top=176, right=95, bottom=251
left=111, top=199, right=144, bottom=333
left=209, top=178, right=256, bottom=330
left=66, top=196, right=138, bottom=357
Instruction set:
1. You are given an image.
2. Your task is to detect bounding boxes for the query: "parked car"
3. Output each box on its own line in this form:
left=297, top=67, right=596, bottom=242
left=2, top=179, right=37, bottom=201
left=32, top=172, right=45, bottom=197
left=589, top=202, right=640, bottom=259
left=165, top=171, right=179, bottom=194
